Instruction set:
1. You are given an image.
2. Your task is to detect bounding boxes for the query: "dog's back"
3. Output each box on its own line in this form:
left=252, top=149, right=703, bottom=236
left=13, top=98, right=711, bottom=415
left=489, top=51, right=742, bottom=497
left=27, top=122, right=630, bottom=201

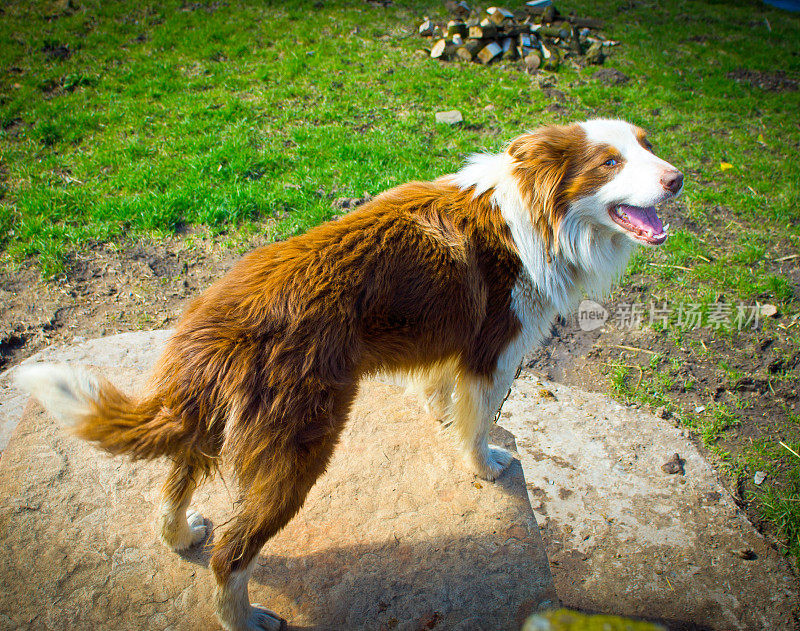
left=142, top=182, right=518, bottom=475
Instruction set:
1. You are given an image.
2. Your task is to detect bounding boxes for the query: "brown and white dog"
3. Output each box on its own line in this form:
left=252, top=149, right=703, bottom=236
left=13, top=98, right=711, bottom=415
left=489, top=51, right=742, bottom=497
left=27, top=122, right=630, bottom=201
left=17, top=119, right=682, bottom=631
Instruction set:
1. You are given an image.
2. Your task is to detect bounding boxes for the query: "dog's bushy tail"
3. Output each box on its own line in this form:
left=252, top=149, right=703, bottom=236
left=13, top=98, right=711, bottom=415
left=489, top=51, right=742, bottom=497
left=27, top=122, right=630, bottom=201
left=15, top=363, right=182, bottom=460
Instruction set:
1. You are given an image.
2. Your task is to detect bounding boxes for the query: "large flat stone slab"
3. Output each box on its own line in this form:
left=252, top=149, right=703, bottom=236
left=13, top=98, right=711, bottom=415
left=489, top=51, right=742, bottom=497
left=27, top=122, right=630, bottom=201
left=3, top=331, right=798, bottom=630
left=0, top=332, right=555, bottom=631
left=499, top=375, right=799, bottom=630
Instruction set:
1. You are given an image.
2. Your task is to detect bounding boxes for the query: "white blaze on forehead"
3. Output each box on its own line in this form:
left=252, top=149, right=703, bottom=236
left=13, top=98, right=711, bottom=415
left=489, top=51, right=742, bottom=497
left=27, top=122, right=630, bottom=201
left=579, top=119, right=642, bottom=154
left=579, top=118, right=676, bottom=170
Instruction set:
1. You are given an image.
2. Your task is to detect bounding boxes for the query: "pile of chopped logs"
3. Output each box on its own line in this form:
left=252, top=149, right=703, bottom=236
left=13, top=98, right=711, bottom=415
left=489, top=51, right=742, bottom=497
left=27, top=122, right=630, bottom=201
left=418, top=2, right=616, bottom=71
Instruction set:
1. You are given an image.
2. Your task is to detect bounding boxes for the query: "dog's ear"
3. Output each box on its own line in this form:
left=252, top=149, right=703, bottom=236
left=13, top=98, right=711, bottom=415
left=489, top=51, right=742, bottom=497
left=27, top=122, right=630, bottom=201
left=508, top=125, right=582, bottom=253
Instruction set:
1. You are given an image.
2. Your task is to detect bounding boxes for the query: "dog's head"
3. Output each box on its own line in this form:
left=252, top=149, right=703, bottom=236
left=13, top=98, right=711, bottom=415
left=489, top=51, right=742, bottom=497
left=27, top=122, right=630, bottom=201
left=508, top=119, right=683, bottom=251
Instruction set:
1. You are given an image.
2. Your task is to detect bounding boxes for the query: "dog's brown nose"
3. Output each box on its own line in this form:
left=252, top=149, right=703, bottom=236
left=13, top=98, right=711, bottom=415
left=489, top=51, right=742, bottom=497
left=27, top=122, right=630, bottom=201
left=661, top=170, right=684, bottom=194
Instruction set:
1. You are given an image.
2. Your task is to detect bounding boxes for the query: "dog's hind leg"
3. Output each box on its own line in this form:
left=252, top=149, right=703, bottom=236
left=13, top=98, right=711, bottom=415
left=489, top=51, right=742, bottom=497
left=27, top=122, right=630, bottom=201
left=158, top=458, right=208, bottom=551
left=408, top=361, right=456, bottom=419
left=210, top=429, right=343, bottom=630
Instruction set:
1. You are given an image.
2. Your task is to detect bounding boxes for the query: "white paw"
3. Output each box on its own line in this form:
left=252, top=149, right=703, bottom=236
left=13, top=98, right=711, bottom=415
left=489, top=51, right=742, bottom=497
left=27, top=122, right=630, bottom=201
left=468, top=445, right=515, bottom=481
left=185, top=508, right=207, bottom=545
left=247, top=604, right=285, bottom=631
left=160, top=507, right=207, bottom=551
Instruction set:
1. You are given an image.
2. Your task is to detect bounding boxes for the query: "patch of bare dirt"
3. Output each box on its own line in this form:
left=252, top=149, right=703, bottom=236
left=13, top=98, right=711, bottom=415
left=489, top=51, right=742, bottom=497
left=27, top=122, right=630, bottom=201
left=0, top=228, right=273, bottom=371
left=41, top=41, right=72, bottom=61
left=591, top=68, right=630, bottom=86
left=727, top=68, right=799, bottom=92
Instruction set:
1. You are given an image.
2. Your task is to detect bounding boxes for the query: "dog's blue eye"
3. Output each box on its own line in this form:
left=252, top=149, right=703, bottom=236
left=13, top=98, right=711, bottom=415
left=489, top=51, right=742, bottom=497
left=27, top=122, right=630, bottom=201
left=604, top=158, right=618, bottom=167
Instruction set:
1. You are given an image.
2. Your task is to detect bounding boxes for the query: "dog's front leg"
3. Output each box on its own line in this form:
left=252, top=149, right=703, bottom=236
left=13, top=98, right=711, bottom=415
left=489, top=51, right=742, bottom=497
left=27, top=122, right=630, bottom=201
left=450, top=360, right=519, bottom=481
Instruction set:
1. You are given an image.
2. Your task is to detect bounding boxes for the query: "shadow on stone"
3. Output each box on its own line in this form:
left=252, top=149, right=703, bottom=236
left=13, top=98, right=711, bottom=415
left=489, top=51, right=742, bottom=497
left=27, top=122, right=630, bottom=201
left=249, top=533, right=554, bottom=631
left=0, top=383, right=556, bottom=630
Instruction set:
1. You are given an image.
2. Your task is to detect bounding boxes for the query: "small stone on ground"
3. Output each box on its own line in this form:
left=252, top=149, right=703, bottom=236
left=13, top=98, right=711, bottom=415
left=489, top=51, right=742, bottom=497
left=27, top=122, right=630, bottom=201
left=435, top=109, right=463, bottom=125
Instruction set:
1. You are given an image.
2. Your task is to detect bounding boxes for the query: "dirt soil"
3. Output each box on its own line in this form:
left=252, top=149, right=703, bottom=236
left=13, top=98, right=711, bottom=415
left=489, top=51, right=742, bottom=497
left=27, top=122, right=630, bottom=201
left=0, top=229, right=273, bottom=372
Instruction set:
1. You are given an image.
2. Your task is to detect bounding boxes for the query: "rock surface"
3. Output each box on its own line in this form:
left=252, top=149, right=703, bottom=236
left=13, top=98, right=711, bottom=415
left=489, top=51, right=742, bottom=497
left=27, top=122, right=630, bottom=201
left=1, top=331, right=798, bottom=631
left=434, top=109, right=463, bottom=125
left=0, top=333, right=556, bottom=631
left=499, top=375, right=799, bottom=630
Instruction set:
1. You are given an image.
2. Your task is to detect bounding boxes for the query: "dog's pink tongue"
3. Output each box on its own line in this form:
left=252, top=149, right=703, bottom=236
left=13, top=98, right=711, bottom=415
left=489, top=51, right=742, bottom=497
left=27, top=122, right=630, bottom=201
left=619, top=204, right=663, bottom=236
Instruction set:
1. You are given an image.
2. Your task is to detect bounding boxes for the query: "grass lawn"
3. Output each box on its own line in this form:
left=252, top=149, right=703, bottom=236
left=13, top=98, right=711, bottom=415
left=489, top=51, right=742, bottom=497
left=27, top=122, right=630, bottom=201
left=2, top=0, right=800, bottom=566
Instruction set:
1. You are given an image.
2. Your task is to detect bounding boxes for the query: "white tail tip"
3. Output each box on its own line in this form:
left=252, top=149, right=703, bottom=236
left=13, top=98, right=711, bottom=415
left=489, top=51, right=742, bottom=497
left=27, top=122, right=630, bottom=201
left=14, top=363, right=99, bottom=428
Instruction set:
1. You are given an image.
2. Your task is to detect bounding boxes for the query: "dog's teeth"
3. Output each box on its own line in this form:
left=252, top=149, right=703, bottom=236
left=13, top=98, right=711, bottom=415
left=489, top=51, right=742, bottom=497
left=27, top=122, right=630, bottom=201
left=663, top=222, right=670, bottom=232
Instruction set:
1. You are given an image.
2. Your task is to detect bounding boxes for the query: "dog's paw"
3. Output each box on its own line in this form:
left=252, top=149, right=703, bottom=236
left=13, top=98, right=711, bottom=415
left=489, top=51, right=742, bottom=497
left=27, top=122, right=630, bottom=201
left=247, top=604, right=286, bottom=631
left=467, top=445, right=515, bottom=481
left=185, top=508, right=207, bottom=545
left=160, top=507, right=207, bottom=551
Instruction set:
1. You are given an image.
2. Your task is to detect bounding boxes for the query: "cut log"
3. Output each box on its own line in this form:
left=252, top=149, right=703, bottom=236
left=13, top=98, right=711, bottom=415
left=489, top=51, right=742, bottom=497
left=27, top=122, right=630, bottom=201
left=477, top=41, right=503, bottom=64
left=569, top=24, right=581, bottom=54
left=504, top=24, right=530, bottom=37
left=501, top=36, right=518, bottom=60
left=524, top=2, right=562, bottom=23
left=468, top=24, right=498, bottom=39
left=519, top=32, right=537, bottom=49
left=538, top=25, right=570, bottom=39
left=524, top=0, right=554, bottom=14
left=445, top=0, right=471, bottom=18
left=524, top=50, right=542, bottom=70
left=542, top=44, right=560, bottom=70
left=539, top=40, right=551, bottom=59
left=485, top=7, right=514, bottom=26
left=418, top=18, right=435, bottom=37
left=431, top=38, right=458, bottom=60
left=430, top=38, right=447, bottom=58
left=456, top=39, right=482, bottom=61
left=446, top=20, right=468, bottom=38
left=585, top=40, right=604, bottom=65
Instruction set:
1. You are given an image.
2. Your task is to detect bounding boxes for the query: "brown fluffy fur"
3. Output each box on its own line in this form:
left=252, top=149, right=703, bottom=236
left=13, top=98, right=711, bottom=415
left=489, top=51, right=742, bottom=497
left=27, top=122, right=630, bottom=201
left=72, top=177, right=526, bottom=589
left=508, top=123, right=632, bottom=256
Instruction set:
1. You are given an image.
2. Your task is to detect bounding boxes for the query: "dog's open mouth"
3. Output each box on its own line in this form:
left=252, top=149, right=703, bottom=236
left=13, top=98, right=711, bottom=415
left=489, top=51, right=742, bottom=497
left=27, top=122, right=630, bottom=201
left=609, top=204, right=669, bottom=245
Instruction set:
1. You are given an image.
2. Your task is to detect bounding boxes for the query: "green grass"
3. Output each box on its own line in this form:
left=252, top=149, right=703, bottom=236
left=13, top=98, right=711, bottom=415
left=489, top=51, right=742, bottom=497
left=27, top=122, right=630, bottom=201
left=3, top=1, right=796, bottom=278
left=2, top=0, right=800, bottom=564
left=760, top=479, right=800, bottom=561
